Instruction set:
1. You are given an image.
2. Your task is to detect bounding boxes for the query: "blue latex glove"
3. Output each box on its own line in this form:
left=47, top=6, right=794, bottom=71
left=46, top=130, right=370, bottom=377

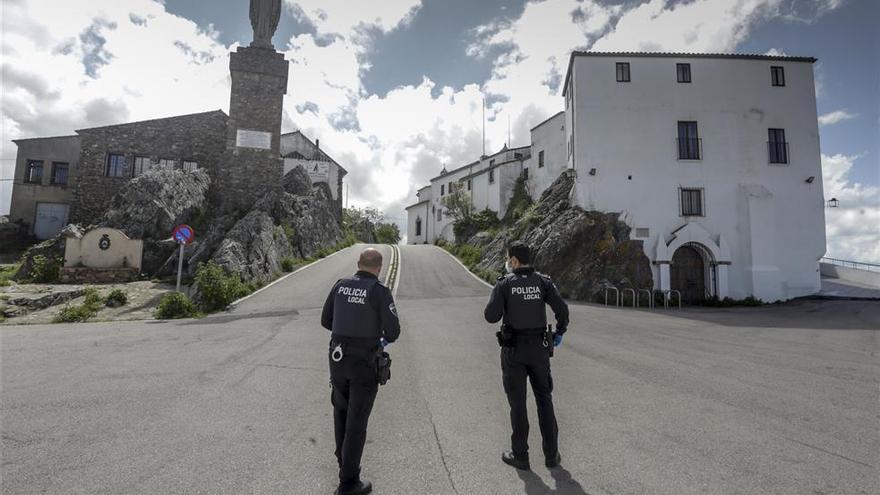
left=380, top=338, right=389, bottom=348
left=553, top=334, right=563, bottom=347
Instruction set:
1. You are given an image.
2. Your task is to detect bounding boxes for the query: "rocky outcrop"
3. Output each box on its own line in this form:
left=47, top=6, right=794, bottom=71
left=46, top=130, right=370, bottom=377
left=14, top=225, right=83, bottom=281
left=209, top=167, right=344, bottom=282
left=471, top=171, right=652, bottom=301
left=101, top=168, right=211, bottom=239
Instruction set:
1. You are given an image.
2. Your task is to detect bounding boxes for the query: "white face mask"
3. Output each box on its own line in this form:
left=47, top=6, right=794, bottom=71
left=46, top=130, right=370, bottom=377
left=504, top=260, right=513, bottom=273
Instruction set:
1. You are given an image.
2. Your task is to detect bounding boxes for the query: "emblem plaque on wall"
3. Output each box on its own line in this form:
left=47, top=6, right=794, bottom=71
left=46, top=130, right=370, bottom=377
left=98, top=234, right=111, bottom=251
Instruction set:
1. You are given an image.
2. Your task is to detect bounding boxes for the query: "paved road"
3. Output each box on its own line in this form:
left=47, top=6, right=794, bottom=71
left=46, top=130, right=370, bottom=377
left=2, top=244, right=878, bottom=494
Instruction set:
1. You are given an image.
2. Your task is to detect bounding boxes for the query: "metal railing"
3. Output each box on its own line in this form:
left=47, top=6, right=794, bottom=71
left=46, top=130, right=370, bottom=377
left=677, top=137, right=702, bottom=160
left=821, top=257, right=880, bottom=273
left=657, top=289, right=681, bottom=310
left=768, top=141, right=789, bottom=164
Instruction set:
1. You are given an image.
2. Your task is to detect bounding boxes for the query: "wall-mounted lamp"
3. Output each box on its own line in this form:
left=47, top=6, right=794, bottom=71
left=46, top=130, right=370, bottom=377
left=825, top=197, right=839, bottom=208
left=588, top=168, right=597, bottom=176
left=805, top=176, right=815, bottom=183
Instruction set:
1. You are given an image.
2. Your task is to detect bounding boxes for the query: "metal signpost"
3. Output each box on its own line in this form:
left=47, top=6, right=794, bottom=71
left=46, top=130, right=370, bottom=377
left=172, top=224, right=195, bottom=292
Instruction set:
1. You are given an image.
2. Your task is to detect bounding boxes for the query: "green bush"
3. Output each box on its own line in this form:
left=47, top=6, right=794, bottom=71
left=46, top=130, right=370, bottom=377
left=280, top=257, right=297, bottom=272
left=194, top=261, right=251, bottom=312
left=155, top=292, right=199, bottom=319
left=82, top=287, right=102, bottom=307
left=0, top=263, right=20, bottom=287
left=31, top=255, right=63, bottom=283
left=105, top=289, right=128, bottom=307
left=54, top=304, right=99, bottom=323
left=453, top=244, right=483, bottom=268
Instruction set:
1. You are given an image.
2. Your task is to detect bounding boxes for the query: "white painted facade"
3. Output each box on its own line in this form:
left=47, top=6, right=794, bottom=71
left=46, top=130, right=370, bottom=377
left=564, top=52, right=826, bottom=301
left=406, top=145, right=533, bottom=244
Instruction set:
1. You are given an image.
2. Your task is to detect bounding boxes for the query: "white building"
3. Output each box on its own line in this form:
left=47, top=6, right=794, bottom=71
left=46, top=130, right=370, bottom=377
left=280, top=131, right=347, bottom=209
left=406, top=111, right=568, bottom=244
left=563, top=52, right=826, bottom=302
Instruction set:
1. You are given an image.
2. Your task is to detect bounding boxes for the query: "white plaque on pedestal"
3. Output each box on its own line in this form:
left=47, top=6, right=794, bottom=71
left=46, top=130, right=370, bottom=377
left=236, top=129, right=272, bottom=150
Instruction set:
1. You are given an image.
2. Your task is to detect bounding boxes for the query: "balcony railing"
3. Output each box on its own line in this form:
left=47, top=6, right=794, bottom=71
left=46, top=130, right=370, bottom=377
left=768, top=141, right=789, bottom=164
left=821, top=257, right=880, bottom=273
left=677, top=137, right=702, bottom=160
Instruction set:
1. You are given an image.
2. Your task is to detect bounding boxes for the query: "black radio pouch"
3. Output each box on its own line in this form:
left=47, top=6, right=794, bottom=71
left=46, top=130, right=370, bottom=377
left=376, top=351, right=392, bottom=385
left=496, top=324, right=515, bottom=348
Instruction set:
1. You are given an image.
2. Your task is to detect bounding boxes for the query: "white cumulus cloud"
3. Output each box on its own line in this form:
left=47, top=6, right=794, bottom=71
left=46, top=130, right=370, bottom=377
left=818, top=109, right=857, bottom=126
left=821, top=153, right=880, bottom=263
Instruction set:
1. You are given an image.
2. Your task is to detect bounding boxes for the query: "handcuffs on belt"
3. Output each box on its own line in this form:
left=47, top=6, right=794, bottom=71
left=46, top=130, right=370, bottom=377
left=331, top=343, right=344, bottom=362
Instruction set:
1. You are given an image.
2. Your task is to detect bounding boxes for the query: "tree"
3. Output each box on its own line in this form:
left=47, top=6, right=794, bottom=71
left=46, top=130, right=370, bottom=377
left=375, top=222, right=401, bottom=244
left=441, top=186, right=474, bottom=225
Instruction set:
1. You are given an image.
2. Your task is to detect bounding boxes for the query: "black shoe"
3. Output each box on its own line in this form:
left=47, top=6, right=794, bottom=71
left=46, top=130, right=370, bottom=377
left=502, top=451, right=530, bottom=470
left=545, top=453, right=561, bottom=468
left=335, top=480, right=372, bottom=495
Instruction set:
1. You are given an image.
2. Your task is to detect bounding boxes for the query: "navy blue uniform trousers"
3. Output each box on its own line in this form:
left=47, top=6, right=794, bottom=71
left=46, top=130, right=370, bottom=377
left=330, top=346, right=378, bottom=488
left=501, top=335, right=559, bottom=459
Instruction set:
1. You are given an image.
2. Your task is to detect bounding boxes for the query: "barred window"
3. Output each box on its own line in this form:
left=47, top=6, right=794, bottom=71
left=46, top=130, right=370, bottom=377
left=106, top=154, right=125, bottom=177
left=182, top=160, right=198, bottom=172
left=538, top=150, right=545, bottom=168
left=26, top=160, right=44, bottom=183
left=51, top=162, right=69, bottom=185
left=771, top=66, right=785, bottom=87
left=680, top=188, right=704, bottom=216
left=133, top=156, right=151, bottom=177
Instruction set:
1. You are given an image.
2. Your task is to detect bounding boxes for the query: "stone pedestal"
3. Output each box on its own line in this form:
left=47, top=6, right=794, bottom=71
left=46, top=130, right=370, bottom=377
left=216, top=46, right=289, bottom=214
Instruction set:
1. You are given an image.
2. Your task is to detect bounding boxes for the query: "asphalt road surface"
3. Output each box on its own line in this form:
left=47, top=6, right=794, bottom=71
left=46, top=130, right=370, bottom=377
left=2, top=244, right=878, bottom=494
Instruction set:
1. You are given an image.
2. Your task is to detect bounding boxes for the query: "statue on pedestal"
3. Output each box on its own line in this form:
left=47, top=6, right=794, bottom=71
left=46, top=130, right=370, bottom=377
left=249, top=0, right=281, bottom=49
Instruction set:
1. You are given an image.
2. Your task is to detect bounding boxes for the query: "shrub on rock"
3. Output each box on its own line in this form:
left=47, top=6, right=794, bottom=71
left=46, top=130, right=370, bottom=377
left=155, top=292, right=198, bottom=319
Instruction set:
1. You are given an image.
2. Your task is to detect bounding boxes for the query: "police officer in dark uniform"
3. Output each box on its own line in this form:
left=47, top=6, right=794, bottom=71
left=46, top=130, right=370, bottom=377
left=321, top=248, right=400, bottom=495
left=484, top=242, right=569, bottom=471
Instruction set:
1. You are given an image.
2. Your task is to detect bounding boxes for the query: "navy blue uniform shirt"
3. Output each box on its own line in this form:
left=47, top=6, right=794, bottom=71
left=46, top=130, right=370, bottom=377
left=321, top=270, right=401, bottom=346
left=484, top=267, right=569, bottom=334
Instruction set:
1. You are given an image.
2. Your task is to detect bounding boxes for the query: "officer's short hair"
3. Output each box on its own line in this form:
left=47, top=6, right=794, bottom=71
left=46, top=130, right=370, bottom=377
left=358, top=248, right=383, bottom=269
left=507, top=242, right=531, bottom=265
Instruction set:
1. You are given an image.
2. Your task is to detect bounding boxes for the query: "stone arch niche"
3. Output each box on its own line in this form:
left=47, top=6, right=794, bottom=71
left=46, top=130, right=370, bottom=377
left=654, top=222, right=731, bottom=300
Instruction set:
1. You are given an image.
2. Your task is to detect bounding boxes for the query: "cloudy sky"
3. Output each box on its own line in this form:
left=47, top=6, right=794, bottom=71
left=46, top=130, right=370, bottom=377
left=1, top=0, right=878, bottom=261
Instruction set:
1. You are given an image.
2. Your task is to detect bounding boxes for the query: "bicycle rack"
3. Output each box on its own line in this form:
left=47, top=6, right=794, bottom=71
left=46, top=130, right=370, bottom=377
left=622, top=288, right=636, bottom=308
left=604, top=286, right=619, bottom=307
left=662, top=290, right=682, bottom=310
left=637, top=288, right=653, bottom=309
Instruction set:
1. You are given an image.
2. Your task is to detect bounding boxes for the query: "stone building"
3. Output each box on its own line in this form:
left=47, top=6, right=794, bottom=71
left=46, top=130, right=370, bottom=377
left=280, top=131, right=347, bottom=211
left=72, top=110, right=228, bottom=226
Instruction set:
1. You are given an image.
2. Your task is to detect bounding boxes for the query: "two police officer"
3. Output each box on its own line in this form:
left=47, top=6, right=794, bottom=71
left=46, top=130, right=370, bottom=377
left=484, top=242, right=570, bottom=471
left=321, top=248, right=400, bottom=495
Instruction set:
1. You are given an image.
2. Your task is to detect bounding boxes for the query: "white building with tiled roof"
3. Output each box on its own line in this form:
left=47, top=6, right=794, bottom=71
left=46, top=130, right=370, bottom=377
left=563, top=52, right=825, bottom=302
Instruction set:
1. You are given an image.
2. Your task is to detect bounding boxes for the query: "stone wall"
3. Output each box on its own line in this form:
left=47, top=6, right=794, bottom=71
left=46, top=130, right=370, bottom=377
left=59, top=267, right=139, bottom=284
left=215, top=47, right=288, bottom=215
left=71, top=110, right=227, bottom=225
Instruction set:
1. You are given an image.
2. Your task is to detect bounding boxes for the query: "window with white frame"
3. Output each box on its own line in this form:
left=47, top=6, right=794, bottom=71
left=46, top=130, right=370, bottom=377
left=157, top=158, right=175, bottom=169
left=182, top=160, right=198, bottom=172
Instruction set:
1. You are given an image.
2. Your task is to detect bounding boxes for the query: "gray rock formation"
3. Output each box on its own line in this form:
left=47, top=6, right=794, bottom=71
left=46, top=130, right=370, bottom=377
left=209, top=167, right=344, bottom=282
left=472, top=170, right=653, bottom=301
left=14, top=225, right=82, bottom=281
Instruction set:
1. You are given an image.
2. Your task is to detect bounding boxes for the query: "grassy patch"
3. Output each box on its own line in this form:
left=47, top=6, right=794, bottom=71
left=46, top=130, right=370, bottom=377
left=0, top=263, right=20, bottom=287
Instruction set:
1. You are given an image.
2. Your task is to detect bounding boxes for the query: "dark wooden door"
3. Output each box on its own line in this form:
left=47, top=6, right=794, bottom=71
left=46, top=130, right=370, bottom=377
left=671, top=245, right=705, bottom=303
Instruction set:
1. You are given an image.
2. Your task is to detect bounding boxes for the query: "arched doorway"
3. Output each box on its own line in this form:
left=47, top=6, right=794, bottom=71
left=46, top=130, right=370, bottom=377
left=671, top=245, right=706, bottom=303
